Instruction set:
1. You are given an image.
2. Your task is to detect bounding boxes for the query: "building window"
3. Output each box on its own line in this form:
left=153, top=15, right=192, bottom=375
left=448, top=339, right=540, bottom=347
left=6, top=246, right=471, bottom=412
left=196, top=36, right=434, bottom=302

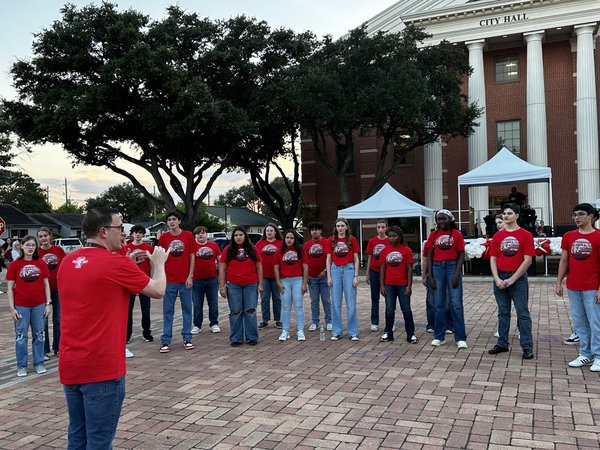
left=495, top=55, right=519, bottom=82
left=496, top=120, right=521, bottom=156
left=336, top=143, right=354, bottom=175
left=393, top=133, right=415, bottom=165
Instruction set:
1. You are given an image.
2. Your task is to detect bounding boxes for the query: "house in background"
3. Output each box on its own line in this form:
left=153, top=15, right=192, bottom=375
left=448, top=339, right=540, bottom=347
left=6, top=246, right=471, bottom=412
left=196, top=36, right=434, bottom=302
left=0, top=204, right=43, bottom=239
left=206, top=206, right=279, bottom=234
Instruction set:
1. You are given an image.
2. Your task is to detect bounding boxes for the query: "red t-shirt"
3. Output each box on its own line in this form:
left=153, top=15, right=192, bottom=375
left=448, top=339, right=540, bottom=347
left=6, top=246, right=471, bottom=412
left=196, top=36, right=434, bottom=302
left=255, top=239, right=282, bottom=278
left=426, top=229, right=465, bottom=261
left=327, top=236, right=360, bottom=266
left=158, top=230, right=195, bottom=283
left=220, top=244, right=262, bottom=285
left=38, top=245, right=66, bottom=292
left=6, top=258, right=50, bottom=307
left=57, top=248, right=150, bottom=385
left=380, top=245, right=414, bottom=286
left=193, top=241, right=221, bottom=279
left=366, top=236, right=390, bottom=272
left=305, top=237, right=329, bottom=277
left=561, top=229, right=600, bottom=291
left=124, top=241, right=154, bottom=276
left=275, top=247, right=308, bottom=279
left=490, top=227, right=535, bottom=272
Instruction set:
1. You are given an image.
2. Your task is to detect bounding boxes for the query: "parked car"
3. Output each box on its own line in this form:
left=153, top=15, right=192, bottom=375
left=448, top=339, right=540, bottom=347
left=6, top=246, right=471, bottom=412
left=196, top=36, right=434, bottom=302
left=53, top=237, right=83, bottom=254
left=208, top=232, right=228, bottom=241
left=248, top=233, right=262, bottom=245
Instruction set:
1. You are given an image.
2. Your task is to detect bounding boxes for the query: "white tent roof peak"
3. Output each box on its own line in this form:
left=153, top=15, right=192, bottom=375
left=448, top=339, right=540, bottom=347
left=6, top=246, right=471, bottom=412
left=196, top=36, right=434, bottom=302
left=337, top=183, right=434, bottom=218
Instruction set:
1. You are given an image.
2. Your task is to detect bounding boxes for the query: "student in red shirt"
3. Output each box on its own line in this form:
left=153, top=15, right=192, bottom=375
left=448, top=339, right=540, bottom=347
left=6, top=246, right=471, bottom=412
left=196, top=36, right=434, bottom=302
left=219, top=226, right=263, bottom=346
left=326, top=218, right=360, bottom=341
left=274, top=229, right=309, bottom=341
left=7, top=235, right=51, bottom=377
left=556, top=203, right=600, bottom=371
left=191, top=226, right=222, bottom=335
left=305, top=222, right=332, bottom=331
left=379, top=226, right=417, bottom=344
left=256, top=224, right=283, bottom=329
left=365, top=220, right=390, bottom=332
left=488, top=204, right=535, bottom=360
left=37, top=226, right=66, bottom=359
left=426, top=209, right=467, bottom=349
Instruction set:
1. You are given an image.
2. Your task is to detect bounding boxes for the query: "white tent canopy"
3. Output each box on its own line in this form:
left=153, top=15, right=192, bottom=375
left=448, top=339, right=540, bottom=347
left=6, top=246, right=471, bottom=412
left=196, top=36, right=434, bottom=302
left=457, top=147, right=554, bottom=228
left=337, top=183, right=434, bottom=261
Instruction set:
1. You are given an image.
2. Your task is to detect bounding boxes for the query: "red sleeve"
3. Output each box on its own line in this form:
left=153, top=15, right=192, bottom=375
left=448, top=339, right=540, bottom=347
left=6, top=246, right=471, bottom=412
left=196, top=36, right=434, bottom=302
left=454, top=230, right=466, bottom=252
left=366, top=238, right=374, bottom=256
left=522, top=230, right=535, bottom=257
left=351, top=236, right=360, bottom=254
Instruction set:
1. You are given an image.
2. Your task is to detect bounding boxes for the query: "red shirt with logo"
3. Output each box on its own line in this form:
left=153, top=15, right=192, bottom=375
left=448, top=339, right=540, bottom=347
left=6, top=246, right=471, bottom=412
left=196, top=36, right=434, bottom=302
left=124, top=241, right=154, bottom=276
left=6, top=258, right=50, bottom=307
left=38, top=245, right=66, bottom=292
left=193, top=240, right=221, bottom=279
left=57, top=248, right=150, bottom=385
left=220, top=244, right=262, bottom=285
left=426, top=229, right=465, bottom=261
left=327, top=236, right=360, bottom=266
left=305, top=237, right=329, bottom=277
left=255, top=239, right=282, bottom=278
left=275, top=247, right=308, bottom=279
left=158, top=230, right=195, bottom=283
left=366, top=236, right=390, bottom=272
left=490, top=227, right=535, bottom=272
left=561, top=229, right=600, bottom=291
left=380, top=245, right=413, bottom=286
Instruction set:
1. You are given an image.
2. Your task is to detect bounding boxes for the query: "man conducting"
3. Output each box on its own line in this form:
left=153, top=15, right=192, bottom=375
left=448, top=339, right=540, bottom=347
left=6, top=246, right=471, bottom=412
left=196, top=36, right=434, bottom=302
left=57, top=207, right=168, bottom=449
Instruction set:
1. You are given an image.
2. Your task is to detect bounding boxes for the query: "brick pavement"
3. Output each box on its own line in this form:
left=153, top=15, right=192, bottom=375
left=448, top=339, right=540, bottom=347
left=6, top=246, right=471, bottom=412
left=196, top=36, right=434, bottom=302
left=0, top=274, right=599, bottom=449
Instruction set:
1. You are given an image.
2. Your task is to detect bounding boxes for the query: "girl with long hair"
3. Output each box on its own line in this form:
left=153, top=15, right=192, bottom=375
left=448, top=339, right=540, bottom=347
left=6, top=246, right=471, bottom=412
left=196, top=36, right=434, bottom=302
left=256, top=224, right=283, bottom=329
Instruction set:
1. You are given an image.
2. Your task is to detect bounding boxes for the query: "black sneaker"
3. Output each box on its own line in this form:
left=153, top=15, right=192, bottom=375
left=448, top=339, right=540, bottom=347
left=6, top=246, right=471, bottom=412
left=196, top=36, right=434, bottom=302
left=247, top=340, right=258, bottom=346
left=563, top=334, right=579, bottom=345
left=231, top=341, right=243, bottom=347
left=522, top=348, right=534, bottom=360
left=488, top=345, right=509, bottom=355
left=380, top=332, right=394, bottom=342
left=275, top=321, right=283, bottom=329
left=258, top=321, right=269, bottom=329
left=143, top=333, right=154, bottom=342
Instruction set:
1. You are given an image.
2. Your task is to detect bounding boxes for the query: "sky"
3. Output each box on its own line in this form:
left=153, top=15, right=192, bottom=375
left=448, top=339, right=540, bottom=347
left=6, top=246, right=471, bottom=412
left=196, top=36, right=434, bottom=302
left=1, top=0, right=396, bottom=207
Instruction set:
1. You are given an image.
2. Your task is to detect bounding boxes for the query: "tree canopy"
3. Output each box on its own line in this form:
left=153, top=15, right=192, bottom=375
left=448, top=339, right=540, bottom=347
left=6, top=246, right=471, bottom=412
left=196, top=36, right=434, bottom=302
left=86, top=182, right=157, bottom=222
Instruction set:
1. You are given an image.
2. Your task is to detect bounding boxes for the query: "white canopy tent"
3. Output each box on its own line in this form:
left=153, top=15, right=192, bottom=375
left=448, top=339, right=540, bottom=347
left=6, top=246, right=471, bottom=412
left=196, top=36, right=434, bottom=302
left=337, top=183, right=434, bottom=261
left=457, top=147, right=554, bottom=232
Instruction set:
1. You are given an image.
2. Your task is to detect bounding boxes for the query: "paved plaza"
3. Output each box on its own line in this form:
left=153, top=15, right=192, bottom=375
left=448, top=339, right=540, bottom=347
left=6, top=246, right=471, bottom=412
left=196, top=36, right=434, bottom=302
left=0, top=274, right=599, bottom=449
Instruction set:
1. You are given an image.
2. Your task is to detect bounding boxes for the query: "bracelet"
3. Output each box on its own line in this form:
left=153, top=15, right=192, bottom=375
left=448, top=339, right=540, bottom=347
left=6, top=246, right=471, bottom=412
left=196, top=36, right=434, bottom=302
left=219, top=286, right=226, bottom=289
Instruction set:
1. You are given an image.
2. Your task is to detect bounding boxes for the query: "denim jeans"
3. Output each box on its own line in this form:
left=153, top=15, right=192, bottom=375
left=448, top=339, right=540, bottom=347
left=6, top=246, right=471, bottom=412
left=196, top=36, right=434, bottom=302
left=331, top=263, right=358, bottom=337
left=64, top=375, right=125, bottom=450
left=425, top=278, right=453, bottom=331
left=432, top=260, right=466, bottom=341
left=567, top=289, right=600, bottom=359
left=160, top=283, right=192, bottom=345
left=493, top=271, right=533, bottom=350
left=44, top=290, right=60, bottom=355
left=227, top=282, right=259, bottom=343
left=127, top=293, right=151, bottom=341
left=15, top=303, right=45, bottom=369
left=260, top=278, right=281, bottom=322
left=280, top=276, right=305, bottom=332
left=369, top=269, right=381, bottom=326
left=308, top=276, right=332, bottom=325
left=384, top=285, right=415, bottom=339
left=193, top=277, right=219, bottom=328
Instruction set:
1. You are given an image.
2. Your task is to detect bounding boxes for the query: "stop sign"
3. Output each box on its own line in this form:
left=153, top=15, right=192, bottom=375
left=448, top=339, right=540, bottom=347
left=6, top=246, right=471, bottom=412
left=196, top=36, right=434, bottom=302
left=0, top=216, right=6, bottom=238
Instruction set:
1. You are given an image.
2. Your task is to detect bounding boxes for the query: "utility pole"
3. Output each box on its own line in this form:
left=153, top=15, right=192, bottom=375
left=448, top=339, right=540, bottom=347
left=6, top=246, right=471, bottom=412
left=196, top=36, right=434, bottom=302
left=64, top=177, right=69, bottom=205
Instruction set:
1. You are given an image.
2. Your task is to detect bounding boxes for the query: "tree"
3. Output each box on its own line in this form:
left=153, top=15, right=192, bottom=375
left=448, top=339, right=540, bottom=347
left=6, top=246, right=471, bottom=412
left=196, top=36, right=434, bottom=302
left=54, top=202, right=85, bottom=214
left=86, top=182, right=157, bottom=222
left=1, top=3, right=315, bottom=229
left=294, top=25, right=480, bottom=206
left=214, top=184, right=261, bottom=211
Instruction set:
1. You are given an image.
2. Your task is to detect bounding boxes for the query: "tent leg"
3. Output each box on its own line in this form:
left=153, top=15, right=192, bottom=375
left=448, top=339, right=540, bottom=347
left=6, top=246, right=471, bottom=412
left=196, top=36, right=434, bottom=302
left=458, top=186, right=461, bottom=234
left=359, top=220, right=363, bottom=268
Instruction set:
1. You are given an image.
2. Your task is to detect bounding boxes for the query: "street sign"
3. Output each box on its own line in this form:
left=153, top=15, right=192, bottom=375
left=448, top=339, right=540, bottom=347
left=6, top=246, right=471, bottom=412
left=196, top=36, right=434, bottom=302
left=0, top=216, right=6, bottom=238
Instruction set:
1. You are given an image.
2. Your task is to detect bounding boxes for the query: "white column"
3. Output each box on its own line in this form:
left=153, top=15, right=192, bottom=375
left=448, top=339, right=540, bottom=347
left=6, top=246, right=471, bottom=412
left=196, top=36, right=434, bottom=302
left=524, top=31, right=549, bottom=225
left=466, top=40, right=489, bottom=232
left=575, top=24, right=600, bottom=203
left=424, top=138, right=443, bottom=232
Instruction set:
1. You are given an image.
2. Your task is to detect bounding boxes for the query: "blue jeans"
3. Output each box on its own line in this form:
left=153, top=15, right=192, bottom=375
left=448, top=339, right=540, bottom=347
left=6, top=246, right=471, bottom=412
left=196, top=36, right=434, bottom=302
left=127, top=293, right=151, bottom=341
left=193, top=277, right=219, bottom=328
left=64, top=375, right=125, bottom=450
left=432, top=260, right=466, bottom=341
left=369, top=270, right=381, bottom=326
left=44, top=290, right=60, bottom=354
left=425, top=278, right=453, bottom=331
left=160, top=283, right=192, bottom=345
left=308, top=276, right=332, bottom=325
left=384, top=285, right=415, bottom=339
left=227, top=283, right=259, bottom=343
left=493, top=271, right=533, bottom=350
left=260, top=278, right=281, bottom=322
left=15, top=303, right=45, bottom=369
left=567, top=289, right=600, bottom=359
left=280, top=276, right=305, bottom=332
left=331, top=263, right=358, bottom=337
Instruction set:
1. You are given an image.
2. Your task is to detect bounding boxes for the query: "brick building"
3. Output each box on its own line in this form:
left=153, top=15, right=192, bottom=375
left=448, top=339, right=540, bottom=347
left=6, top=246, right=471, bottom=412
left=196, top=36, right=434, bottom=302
left=301, top=0, right=600, bottom=237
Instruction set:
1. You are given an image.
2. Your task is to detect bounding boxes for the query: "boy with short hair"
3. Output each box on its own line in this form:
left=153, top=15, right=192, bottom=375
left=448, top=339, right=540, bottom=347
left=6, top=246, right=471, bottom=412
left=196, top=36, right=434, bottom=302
left=366, top=220, right=389, bottom=332
left=305, top=222, right=332, bottom=331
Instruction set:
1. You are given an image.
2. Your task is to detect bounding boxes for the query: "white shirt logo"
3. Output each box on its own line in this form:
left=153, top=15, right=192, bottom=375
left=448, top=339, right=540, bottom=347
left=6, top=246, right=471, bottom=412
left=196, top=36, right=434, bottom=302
left=72, top=256, right=89, bottom=269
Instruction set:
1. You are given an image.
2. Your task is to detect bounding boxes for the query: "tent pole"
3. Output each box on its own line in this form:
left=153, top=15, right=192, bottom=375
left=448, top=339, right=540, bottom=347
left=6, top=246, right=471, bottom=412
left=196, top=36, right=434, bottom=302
left=458, top=185, right=462, bottom=234
left=359, top=219, right=363, bottom=269
left=548, top=179, right=554, bottom=230
left=419, top=216, right=423, bottom=271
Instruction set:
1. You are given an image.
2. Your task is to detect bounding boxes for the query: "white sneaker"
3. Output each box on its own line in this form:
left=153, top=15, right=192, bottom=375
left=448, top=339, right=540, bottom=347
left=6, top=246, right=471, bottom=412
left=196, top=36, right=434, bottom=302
left=43, top=353, right=51, bottom=361
left=350, top=335, right=359, bottom=341
left=392, top=325, right=396, bottom=332
left=17, top=368, right=27, bottom=377
left=426, top=328, right=434, bottom=333
left=370, top=324, right=378, bottom=332
left=493, top=331, right=500, bottom=338
left=278, top=330, right=290, bottom=341
left=297, top=331, right=306, bottom=341
left=445, top=330, right=453, bottom=334
left=211, top=325, right=221, bottom=333
left=431, top=339, right=445, bottom=347
left=591, top=360, right=600, bottom=372
left=568, top=355, right=594, bottom=367
left=34, top=364, right=47, bottom=374
left=326, top=323, right=333, bottom=331
left=457, top=340, right=468, bottom=349
left=331, top=335, right=340, bottom=341
left=308, top=323, right=317, bottom=331
left=191, top=326, right=201, bottom=335
left=125, top=348, right=134, bottom=358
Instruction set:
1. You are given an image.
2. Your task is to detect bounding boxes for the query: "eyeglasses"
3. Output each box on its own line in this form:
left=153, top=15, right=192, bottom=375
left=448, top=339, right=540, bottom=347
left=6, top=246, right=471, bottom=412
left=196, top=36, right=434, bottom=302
left=22, top=243, right=37, bottom=248
left=101, top=225, right=125, bottom=232
left=572, top=212, right=589, bottom=218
